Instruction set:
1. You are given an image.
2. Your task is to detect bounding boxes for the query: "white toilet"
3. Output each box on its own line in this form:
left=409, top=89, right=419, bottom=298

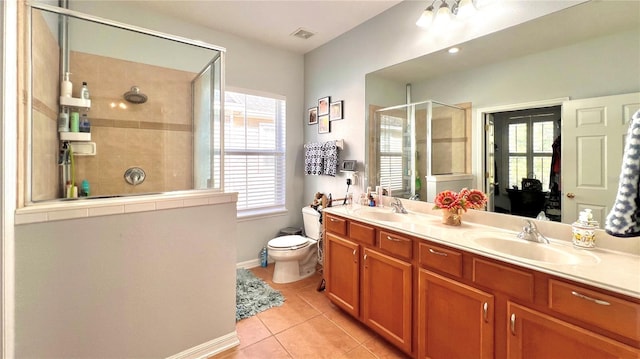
left=267, top=207, right=320, bottom=283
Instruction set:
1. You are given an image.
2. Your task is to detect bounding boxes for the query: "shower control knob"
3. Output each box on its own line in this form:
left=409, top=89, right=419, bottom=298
left=124, top=167, right=146, bottom=186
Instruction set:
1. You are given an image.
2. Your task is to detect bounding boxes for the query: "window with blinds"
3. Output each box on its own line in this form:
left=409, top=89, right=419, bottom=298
left=224, top=91, right=286, bottom=213
left=379, top=115, right=405, bottom=193
left=506, top=112, right=556, bottom=190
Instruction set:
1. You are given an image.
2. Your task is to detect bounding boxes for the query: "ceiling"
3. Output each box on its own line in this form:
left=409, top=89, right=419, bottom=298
left=139, top=0, right=404, bottom=54
left=371, top=0, right=640, bottom=83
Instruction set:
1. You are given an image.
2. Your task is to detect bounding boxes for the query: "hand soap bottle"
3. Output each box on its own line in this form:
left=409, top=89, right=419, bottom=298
left=61, top=72, right=72, bottom=98
left=572, top=209, right=599, bottom=249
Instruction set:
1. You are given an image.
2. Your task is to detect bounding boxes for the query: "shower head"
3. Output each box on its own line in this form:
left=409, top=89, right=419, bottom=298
left=123, top=86, right=148, bottom=104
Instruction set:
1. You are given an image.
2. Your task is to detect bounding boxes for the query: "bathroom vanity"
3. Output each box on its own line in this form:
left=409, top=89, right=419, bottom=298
left=322, top=203, right=640, bottom=359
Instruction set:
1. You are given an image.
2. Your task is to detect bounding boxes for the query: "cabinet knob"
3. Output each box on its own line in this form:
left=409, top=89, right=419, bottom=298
left=483, top=302, right=489, bottom=323
left=510, top=313, right=516, bottom=335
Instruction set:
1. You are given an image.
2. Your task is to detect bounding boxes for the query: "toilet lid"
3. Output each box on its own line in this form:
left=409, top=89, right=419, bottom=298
left=269, top=235, right=309, bottom=250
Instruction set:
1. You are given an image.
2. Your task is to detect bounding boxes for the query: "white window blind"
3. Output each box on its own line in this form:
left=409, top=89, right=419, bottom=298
left=379, top=115, right=404, bottom=193
left=224, top=91, right=286, bottom=212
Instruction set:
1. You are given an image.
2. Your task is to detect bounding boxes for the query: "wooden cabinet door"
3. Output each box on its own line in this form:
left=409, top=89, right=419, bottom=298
left=507, top=302, right=640, bottom=359
left=325, top=233, right=360, bottom=317
left=362, top=248, right=412, bottom=354
left=419, top=269, right=494, bottom=359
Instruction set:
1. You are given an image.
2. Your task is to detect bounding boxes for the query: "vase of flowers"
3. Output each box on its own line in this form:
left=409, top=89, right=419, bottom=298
left=434, top=188, right=488, bottom=226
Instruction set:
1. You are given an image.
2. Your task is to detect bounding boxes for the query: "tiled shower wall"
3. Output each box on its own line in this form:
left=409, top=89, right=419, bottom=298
left=31, top=10, right=60, bottom=201
left=430, top=104, right=469, bottom=175
left=30, top=10, right=196, bottom=200
left=69, top=52, right=194, bottom=196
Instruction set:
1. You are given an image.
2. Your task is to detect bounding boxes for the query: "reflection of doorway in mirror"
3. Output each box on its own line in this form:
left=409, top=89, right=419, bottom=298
left=487, top=106, right=561, bottom=221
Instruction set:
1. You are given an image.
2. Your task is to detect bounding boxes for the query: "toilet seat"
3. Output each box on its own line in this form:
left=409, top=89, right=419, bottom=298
left=268, top=235, right=311, bottom=251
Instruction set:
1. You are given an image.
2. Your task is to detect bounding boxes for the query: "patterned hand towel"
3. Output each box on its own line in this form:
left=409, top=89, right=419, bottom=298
left=304, top=142, right=323, bottom=176
left=605, top=109, right=640, bottom=237
left=322, top=140, right=338, bottom=176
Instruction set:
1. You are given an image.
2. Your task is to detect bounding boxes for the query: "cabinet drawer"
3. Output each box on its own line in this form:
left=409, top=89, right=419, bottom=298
left=472, top=258, right=534, bottom=302
left=549, top=279, right=640, bottom=341
left=349, top=221, right=376, bottom=246
left=418, top=242, right=462, bottom=278
left=378, top=230, right=412, bottom=260
left=325, top=214, right=347, bottom=236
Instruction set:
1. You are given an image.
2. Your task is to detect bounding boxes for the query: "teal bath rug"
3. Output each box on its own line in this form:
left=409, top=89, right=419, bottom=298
left=236, top=268, right=285, bottom=321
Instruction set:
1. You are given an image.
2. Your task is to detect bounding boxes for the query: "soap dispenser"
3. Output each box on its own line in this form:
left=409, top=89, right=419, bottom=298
left=61, top=72, right=72, bottom=98
left=572, top=209, right=599, bottom=249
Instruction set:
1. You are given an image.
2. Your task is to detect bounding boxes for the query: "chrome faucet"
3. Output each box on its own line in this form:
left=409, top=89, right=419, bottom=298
left=517, top=220, right=549, bottom=244
left=390, top=198, right=408, bottom=214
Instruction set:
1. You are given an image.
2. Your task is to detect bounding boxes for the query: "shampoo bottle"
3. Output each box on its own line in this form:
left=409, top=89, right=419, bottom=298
left=70, top=111, right=80, bottom=132
left=57, top=108, right=69, bottom=132
left=79, top=114, right=91, bottom=133
left=81, top=179, right=90, bottom=197
left=80, top=82, right=90, bottom=100
left=61, top=72, right=72, bottom=98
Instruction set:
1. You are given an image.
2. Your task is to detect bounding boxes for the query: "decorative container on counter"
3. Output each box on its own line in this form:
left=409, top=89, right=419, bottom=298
left=572, top=209, right=599, bottom=249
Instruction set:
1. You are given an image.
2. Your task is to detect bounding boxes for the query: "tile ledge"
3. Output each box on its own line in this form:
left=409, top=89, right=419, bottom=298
left=16, top=190, right=238, bottom=224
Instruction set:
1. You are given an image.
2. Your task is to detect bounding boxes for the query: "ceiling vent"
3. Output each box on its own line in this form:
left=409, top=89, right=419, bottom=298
left=291, top=28, right=315, bottom=40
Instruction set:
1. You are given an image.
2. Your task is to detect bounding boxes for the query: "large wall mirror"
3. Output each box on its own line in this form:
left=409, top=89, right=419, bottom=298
left=29, top=4, right=224, bottom=203
left=365, top=1, right=640, bottom=224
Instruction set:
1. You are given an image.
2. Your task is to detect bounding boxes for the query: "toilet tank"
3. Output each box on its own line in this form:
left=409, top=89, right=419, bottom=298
left=302, top=206, right=321, bottom=240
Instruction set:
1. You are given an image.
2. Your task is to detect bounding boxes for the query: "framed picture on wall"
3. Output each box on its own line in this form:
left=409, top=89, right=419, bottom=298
left=308, top=107, right=318, bottom=125
left=318, top=96, right=330, bottom=116
left=329, top=100, right=343, bottom=121
left=318, top=114, right=330, bottom=134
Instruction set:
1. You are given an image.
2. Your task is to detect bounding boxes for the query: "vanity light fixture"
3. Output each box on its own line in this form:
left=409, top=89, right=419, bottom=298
left=416, top=0, right=478, bottom=28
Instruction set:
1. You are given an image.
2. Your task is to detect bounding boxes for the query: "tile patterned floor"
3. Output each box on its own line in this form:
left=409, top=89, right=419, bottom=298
left=211, top=265, right=411, bottom=359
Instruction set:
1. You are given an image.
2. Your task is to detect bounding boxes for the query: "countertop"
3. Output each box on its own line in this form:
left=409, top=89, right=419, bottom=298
left=324, top=205, right=640, bottom=300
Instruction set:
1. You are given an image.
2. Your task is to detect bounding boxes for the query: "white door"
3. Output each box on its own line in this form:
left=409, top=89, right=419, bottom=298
left=562, top=92, right=640, bottom=224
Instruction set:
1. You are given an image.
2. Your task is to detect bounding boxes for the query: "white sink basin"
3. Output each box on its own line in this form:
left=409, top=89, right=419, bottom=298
left=468, top=232, right=599, bottom=265
left=352, top=207, right=418, bottom=223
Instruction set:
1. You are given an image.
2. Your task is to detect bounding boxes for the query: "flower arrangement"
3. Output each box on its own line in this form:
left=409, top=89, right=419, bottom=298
left=434, top=188, right=488, bottom=212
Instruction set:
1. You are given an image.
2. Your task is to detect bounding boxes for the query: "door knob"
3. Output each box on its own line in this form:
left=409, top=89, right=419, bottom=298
left=566, top=192, right=575, bottom=199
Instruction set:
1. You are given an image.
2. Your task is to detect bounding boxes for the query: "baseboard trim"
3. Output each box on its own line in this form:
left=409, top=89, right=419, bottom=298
left=167, top=331, right=240, bottom=359
left=236, top=259, right=261, bottom=269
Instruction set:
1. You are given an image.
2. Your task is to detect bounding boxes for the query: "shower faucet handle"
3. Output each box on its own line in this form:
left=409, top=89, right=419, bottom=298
left=124, top=167, right=146, bottom=186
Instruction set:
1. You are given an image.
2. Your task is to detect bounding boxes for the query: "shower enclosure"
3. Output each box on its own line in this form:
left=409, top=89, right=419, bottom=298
left=28, top=4, right=224, bottom=202
left=369, top=100, right=470, bottom=201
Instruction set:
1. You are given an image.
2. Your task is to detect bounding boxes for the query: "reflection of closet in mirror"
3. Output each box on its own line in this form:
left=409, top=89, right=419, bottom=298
left=373, top=100, right=471, bottom=201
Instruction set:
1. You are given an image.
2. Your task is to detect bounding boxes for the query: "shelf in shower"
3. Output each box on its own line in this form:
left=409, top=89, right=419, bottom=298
left=60, top=132, right=91, bottom=142
left=60, top=96, right=91, bottom=109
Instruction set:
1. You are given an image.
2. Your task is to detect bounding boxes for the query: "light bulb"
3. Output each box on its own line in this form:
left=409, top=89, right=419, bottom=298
left=433, top=1, right=452, bottom=26
left=456, top=0, right=477, bottom=19
left=416, top=5, right=435, bottom=28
